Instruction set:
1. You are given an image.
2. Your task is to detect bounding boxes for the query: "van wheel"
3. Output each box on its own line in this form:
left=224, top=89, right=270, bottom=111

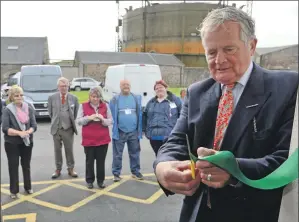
left=75, top=86, right=81, bottom=91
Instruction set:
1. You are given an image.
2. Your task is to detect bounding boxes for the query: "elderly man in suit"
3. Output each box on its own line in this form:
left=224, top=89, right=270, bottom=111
left=154, top=7, right=298, bottom=222
left=48, top=77, right=79, bottom=179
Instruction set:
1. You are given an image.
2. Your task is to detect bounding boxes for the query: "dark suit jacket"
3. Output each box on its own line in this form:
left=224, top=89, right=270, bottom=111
left=153, top=64, right=298, bottom=222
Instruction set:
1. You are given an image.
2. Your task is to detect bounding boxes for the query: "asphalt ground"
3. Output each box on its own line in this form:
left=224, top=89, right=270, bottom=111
left=1, top=119, right=184, bottom=222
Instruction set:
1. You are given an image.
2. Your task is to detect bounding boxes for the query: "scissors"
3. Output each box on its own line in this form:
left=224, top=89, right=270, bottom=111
left=185, top=134, right=196, bottom=179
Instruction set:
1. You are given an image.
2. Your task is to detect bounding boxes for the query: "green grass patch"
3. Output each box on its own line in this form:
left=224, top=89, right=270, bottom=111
left=168, top=88, right=184, bottom=96
left=70, top=88, right=183, bottom=104
left=70, top=91, right=89, bottom=103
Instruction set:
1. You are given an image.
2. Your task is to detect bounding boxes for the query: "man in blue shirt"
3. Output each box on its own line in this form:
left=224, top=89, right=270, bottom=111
left=109, top=80, right=143, bottom=182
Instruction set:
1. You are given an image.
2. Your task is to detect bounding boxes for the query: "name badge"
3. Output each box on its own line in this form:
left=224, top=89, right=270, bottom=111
left=169, top=102, right=177, bottom=109
left=125, top=109, right=132, bottom=115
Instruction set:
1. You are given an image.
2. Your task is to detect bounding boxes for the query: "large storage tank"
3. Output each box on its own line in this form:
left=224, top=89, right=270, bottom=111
left=122, top=2, right=221, bottom=67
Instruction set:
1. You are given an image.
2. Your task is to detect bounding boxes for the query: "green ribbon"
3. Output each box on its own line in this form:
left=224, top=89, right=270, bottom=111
left=190, top=148, right=298, bottom=190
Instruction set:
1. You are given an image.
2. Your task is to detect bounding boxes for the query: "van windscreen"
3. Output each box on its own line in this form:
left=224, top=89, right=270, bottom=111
left=22, top=75, right=58, bottom=92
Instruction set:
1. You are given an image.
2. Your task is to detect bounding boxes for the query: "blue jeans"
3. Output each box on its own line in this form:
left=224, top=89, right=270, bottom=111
left=112, top=130, right=141, bottom=176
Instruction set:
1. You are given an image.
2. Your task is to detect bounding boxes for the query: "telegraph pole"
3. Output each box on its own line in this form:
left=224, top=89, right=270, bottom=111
left=116, top=1, right=122, bottom=52
left=143, top=1, right=147, bottom=52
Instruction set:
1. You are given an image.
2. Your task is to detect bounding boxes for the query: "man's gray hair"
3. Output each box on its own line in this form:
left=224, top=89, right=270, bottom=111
left=57, top=77, right=69, bottom=86
left=199, top=7, right=256, bottom=44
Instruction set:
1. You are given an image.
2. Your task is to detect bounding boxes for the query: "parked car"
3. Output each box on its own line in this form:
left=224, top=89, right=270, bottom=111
left=70, top=77, right=102, bottom=91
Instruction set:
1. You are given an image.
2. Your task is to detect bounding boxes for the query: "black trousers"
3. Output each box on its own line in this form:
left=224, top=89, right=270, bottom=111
left=149, top=140, right=165, bottom=156
left=4, top=142, right=33, bottom=194
left=84, top=144, right=108, bottom=184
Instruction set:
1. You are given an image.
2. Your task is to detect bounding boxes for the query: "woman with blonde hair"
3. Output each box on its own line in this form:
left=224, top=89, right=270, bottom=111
left=77, top=86, right=113, bottom=189
left=1, top=85, right=37, bottom=199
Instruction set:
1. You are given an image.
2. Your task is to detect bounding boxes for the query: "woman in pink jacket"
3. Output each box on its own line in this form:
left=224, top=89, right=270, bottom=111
left=77, top=86, right=113, bottom=189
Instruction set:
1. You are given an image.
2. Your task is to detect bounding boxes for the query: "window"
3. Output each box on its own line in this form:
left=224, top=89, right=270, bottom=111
left=7, top=46, right=18, bottom=50
left=22, top=75, right=58, bottom=92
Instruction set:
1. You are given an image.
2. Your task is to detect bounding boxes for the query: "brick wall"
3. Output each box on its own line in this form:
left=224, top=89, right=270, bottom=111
left=84, top=64, right=115, bottom=83
left=81, top=63, right=211, bottom=87
left=260, top=45, right=298, bottom=71
left=61, top=66, right=79, bottom=81
left=183, top=67, right=210, bottom=86
left=159, top=66, right=182, bottom=87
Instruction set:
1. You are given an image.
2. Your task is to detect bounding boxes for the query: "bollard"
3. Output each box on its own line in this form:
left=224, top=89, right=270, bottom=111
left=278, top=92, right=298, bottom=222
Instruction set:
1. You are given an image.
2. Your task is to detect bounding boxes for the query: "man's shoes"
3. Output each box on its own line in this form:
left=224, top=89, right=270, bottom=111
left=10, top=193, right=18, bottom=199
left=51, top=170, right=61, bottom=179
left=68, top=168, right=78, bottom=178
left=25, top=189, right=33, bottom=194
left=132, top=173, right=144, bottom=180
left=87, top=183, right=93, bottom=189
left=98, top=182, right=106, bottom=189
left=113, top=175, right=122, bottom=182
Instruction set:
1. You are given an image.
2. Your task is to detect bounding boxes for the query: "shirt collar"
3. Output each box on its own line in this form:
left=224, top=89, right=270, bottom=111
left=221, top=61, right=253, bottom=90
left=60, top=93, right=68, bottom=98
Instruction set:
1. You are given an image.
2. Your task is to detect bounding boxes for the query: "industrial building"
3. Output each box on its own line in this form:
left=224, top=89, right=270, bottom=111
left=255, top=44, right=298, bottom=71
left=121, top=2, right=222, bottom=67
left=73, top=51, right=185, bottom=86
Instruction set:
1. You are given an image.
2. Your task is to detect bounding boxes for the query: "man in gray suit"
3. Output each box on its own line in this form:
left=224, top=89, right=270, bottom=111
left=48, top=77, right=79, bottom=179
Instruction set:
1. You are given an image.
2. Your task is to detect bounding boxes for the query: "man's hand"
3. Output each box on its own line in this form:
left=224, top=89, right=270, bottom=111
left=155, top=160, right=201, bottom=196
left=196, top=147, right=231, bottom=189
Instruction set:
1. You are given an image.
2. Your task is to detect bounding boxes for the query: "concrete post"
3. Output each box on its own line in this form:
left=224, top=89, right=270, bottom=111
left=278, top=92, right=298, bottom=222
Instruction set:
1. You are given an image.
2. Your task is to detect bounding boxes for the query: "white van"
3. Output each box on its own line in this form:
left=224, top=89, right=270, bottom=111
left=103, top=64, right=162, bottom=107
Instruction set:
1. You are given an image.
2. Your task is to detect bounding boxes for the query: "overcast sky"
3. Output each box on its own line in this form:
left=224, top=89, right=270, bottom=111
left=1, top=1, right=298, bottom=60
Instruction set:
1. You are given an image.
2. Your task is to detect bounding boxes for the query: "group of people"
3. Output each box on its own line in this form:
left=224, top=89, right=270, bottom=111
left=1, top=6, right=298, bottom=222
left=1, top=75, right=185, bottom=198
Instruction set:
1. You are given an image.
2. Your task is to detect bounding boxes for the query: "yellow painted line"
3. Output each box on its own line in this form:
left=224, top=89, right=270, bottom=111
left=105, top=192, right=148, bottom=204
left=63, top=178, right=127, bottom=193
left=50, top=179, right=128, bottom=212
left=145, top=189, right=164, bottom=204
left=1, top=187, right=12, bottom=195
left=60, top=181, right=96, bottom=192
left=1, top=173, right=160, bottom=212
left=0, top=178, right=83, bottom=187
left=65, top=192, right=105, bottom=212
left=0, top=173, right=156, bottom=187
left=1, top=183, right=61, bottom=210
left=30, top=183, right=62, bottom=197
left=2, top=197, right=25, bottom=210
left=3, top=213, right=36, bottom=222
left=27, top=197, right=69, bottom=212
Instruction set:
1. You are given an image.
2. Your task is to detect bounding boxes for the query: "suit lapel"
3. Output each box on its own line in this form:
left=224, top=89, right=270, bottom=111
left=193, top=81, right=221, bottom=150
left=67, top=94, right=74, bottom=118
left=220, top=64, right=271, bottom=153
left=56, top=93, right=61, bottom=109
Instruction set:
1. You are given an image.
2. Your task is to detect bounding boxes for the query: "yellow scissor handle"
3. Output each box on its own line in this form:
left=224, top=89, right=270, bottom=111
left=190, top=159, right=196, bottom=179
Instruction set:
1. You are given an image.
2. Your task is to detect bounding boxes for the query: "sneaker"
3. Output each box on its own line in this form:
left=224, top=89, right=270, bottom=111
left=97, top=182, right=106, bottom=189
left=25, top=189, right=33, bottom=194
left=113, top=175, right=122, bottom=182
left=132, top=173, right=144, bottom=180
left=10, top=193, right=18, bottom=199
left=87, top=183, right=93, bottom=189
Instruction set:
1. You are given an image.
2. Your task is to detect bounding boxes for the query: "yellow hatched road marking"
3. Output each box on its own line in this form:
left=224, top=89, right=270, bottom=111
left=3, top=213, right=37, bottom=222
left=1, top=173, right=164, bottom=213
